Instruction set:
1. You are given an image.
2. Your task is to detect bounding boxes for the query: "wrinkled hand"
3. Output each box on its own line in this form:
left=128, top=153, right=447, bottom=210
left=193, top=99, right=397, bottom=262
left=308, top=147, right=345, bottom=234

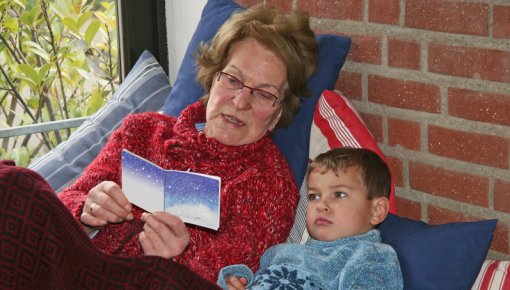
left=225, top=276, right=248, bottom=290
left=80, top=181, right=133, bottom=234
left=139, top=212, right=190, bottom=259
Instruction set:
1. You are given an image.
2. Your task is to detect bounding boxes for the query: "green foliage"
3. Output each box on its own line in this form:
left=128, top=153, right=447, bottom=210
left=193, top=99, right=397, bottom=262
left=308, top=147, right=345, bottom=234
left=0, top=0, right=118, bottom=166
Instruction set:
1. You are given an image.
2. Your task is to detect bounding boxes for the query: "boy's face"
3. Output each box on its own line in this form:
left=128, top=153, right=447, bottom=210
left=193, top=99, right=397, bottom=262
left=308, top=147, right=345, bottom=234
left=305, top=166, right=378, bottom=241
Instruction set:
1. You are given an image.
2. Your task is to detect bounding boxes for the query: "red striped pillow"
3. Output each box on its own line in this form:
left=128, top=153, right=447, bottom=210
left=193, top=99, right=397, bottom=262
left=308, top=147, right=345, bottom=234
left=310, top=89, right=397, bottom=213
left=472, top=260, right=510, bottom=290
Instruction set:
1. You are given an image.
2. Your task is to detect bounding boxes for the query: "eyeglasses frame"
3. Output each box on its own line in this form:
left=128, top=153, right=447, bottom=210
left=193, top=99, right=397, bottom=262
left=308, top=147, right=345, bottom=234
left=215, top=71, right=281, bottom=107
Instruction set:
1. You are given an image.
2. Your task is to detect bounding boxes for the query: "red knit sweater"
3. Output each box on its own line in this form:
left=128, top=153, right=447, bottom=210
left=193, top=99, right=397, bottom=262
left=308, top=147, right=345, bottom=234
left=58, top=102, right=298, bottom=283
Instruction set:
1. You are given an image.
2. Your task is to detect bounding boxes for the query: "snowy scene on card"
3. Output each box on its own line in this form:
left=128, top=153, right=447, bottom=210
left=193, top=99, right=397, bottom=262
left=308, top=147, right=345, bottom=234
left=164, top=171, right=220, bottom=230
left=121, top=149, right=221, bottom=230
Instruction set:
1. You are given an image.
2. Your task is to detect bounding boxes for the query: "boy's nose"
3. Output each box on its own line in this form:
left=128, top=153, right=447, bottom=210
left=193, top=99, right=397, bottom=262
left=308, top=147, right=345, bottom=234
left=316, top=200, right=330, bottom=212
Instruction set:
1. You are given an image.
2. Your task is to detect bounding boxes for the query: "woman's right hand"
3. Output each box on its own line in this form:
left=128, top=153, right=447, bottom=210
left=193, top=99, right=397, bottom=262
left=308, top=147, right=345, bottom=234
left=80, top=181, right=134, bottom=234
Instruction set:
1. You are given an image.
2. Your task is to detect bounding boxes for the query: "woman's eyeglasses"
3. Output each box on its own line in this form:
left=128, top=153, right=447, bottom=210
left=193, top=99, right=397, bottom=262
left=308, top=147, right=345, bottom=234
left=216, top=71, right=281, bottom=108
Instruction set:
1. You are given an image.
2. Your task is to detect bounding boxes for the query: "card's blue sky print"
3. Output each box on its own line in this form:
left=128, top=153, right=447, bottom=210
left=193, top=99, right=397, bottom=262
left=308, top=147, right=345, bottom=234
left=121, top=150, right=220, bottom=230
left=164, top=171, right=220, bottom=230
left=122, top=150, right=165, bottom=212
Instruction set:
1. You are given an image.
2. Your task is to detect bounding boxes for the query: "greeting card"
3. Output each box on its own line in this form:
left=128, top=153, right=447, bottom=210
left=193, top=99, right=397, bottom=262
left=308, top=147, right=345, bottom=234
left=121, top=149, right=221, bottom=230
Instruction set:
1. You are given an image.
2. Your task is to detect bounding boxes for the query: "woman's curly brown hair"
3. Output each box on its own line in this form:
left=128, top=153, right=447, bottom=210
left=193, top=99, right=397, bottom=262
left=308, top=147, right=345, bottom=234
left=195, top=4, right=319, bottom=128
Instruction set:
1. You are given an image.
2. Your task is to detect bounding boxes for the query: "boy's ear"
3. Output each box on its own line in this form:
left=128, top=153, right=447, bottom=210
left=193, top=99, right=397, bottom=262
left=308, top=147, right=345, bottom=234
left=370, top=197, right=390, bottom=226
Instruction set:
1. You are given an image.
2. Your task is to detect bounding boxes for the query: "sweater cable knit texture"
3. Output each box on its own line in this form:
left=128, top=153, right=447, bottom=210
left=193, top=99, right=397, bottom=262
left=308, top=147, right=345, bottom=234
left=58, top=102, right=299, bottom=283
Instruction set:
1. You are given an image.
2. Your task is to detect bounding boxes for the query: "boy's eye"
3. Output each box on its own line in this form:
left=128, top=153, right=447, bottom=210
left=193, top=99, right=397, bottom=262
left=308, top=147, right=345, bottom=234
left=334, top=191, right=347, bottom=198
left=307, top=193, right=319, bottom=201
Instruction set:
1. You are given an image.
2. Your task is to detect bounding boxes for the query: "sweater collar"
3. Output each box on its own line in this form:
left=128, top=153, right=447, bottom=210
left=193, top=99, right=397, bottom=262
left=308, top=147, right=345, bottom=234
left=166, top=102, right=270, bottom=161
left=307, top=229, right=382, bottom=248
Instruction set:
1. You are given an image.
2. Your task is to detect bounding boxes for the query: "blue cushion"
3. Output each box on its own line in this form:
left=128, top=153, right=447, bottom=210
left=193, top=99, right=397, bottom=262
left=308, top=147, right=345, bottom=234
left=29, top=50, right=171, bottom=192
left=379, top=213, right=497, bottom=290
left=162, top=0, right=351, bottom=185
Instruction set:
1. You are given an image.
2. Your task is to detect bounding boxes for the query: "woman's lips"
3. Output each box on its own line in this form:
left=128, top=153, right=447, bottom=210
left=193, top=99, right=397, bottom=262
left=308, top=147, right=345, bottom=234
left=222, top=114, right=244, bottom=127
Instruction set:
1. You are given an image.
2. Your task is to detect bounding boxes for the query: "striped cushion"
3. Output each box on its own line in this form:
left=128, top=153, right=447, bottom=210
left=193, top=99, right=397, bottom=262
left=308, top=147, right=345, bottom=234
left=311, top=90, right=396, bottom=209
left=472, top=260, right=510, bottom=290
left=286, top=89, right=397, bottom=243
left=29, top=50, right=171, bottom=193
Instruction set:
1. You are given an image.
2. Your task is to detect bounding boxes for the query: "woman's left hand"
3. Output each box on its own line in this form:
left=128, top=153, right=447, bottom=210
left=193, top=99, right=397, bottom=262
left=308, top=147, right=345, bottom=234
left=139, top=212, right=190, bottom=258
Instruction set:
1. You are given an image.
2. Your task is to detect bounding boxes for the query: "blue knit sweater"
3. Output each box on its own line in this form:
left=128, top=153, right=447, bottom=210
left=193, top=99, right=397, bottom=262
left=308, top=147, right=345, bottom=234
left=217, top=229, right=403, bottom=290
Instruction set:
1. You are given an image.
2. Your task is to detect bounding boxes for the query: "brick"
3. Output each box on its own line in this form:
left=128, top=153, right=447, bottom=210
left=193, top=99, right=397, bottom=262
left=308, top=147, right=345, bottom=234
left=428, top=206, right=469, bottom=224
left=449, top=88, right=510, bottom=127
left=405, top=0, right=488, bottom=36
left=386, top=155, right=403, bottom=187
left=428, top=125, right=509, bottom=169
left=334, top=71, right=362, bottom=100
left=494, top=6, right=510, bottom=39
left=388, top=118, right=421, bottom=150
left=492, top=223, right=510, bottom=254
left=428, top=206, right=508, bottom=253
left=298, top=0, right=363, bottom=20
left=396, top=197, right=422, bottom=220
left=494, top=179, right=510, bottom=214
left=428, top=43, right=510, bottom=84
left=369, top=0, right=400, bottom=25
left=265, top=0, right=292, bottom=12
left=359, top=112, right=383, bottom=143
left=347, top=34, right=382, bottom=64
left=368, top=75, right=440, bottom=113
left=235, top=0, right=262, bottom=7
left=409, top=161, right=489, bottom=206
left=388, top=38, right=421, bottom=70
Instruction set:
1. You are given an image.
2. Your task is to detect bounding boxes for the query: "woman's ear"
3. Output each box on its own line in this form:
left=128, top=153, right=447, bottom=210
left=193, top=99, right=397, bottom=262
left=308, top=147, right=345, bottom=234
left=268, top=108, right=283, bottom=132
left=370, top=197, right=390, bottom=226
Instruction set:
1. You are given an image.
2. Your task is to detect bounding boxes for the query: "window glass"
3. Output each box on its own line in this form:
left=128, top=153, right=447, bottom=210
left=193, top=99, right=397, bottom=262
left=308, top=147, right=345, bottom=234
left=0, top=0, right=119, bottom=166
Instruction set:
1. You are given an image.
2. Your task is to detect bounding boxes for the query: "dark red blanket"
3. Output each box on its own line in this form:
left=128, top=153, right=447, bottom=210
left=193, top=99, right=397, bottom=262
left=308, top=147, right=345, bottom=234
left=0, top=160, right=219, bottom=289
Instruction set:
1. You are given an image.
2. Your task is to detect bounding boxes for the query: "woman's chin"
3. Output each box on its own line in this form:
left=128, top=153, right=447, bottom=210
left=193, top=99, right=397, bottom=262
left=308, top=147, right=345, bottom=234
left=212, top=134, right=244, bottom=146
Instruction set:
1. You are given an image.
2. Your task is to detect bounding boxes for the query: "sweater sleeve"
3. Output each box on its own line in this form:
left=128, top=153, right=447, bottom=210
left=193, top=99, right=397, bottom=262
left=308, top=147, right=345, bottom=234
left=217, top=264, right=255, bottom=290
left=58, top=129, right=124, bottom=220
left=178, top=167, right=299, bottom=283
left=58, top=112, right=167, bottom=221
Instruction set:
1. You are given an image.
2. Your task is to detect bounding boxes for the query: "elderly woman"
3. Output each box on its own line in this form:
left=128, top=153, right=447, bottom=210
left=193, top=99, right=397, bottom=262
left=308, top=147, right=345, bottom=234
left=57, top=5, right=317, bottom=283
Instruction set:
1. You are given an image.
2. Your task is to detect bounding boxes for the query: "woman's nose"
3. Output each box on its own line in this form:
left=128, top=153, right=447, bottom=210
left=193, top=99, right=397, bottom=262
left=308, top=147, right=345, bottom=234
left=232, top=87, right=252, bottom=110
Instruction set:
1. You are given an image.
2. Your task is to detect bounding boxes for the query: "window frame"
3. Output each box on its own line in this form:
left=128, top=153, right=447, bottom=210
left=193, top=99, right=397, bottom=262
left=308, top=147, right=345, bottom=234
left=116, top=0, right=168, bottom=80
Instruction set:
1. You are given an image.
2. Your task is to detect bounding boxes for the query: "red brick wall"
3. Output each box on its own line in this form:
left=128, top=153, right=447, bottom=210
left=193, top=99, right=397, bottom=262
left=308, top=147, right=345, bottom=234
left=237, top=0, right=510, bottom=260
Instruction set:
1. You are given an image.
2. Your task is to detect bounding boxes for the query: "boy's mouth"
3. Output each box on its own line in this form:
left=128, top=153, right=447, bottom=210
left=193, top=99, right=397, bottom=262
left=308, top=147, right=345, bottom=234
left=314, top=217, right=332, bottom=225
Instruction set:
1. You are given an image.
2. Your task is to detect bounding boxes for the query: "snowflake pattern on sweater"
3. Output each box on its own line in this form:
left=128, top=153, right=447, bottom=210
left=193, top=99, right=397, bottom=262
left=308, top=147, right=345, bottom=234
left=218, top=230, right=403, bottom=290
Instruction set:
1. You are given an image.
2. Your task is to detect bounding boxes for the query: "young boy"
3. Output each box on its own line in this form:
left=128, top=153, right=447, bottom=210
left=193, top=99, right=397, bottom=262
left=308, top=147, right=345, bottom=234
left=217, top=147, right=403, bottom=290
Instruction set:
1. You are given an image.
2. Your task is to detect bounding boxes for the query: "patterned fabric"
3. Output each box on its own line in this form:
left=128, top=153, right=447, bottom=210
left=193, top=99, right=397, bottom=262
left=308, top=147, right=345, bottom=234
left=217, top=230, right=403, bottom=290
left=471, top=260, right=510, bottom=290
left=0, top=160, right=218, bottom=289
left=29, top=50, right=171, bottom=193
left=58, top=102, right=299, bottom=283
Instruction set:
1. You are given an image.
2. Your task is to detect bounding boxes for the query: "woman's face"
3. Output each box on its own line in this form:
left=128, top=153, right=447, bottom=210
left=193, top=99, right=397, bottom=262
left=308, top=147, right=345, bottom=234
left=204, top=38, right=287, bottom=146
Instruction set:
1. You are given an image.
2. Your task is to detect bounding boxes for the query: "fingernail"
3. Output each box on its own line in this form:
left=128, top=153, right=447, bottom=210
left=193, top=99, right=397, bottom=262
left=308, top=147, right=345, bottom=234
left=127, top=213, right=134, bottom=220
left=125, top=204, right=132, bottom=211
